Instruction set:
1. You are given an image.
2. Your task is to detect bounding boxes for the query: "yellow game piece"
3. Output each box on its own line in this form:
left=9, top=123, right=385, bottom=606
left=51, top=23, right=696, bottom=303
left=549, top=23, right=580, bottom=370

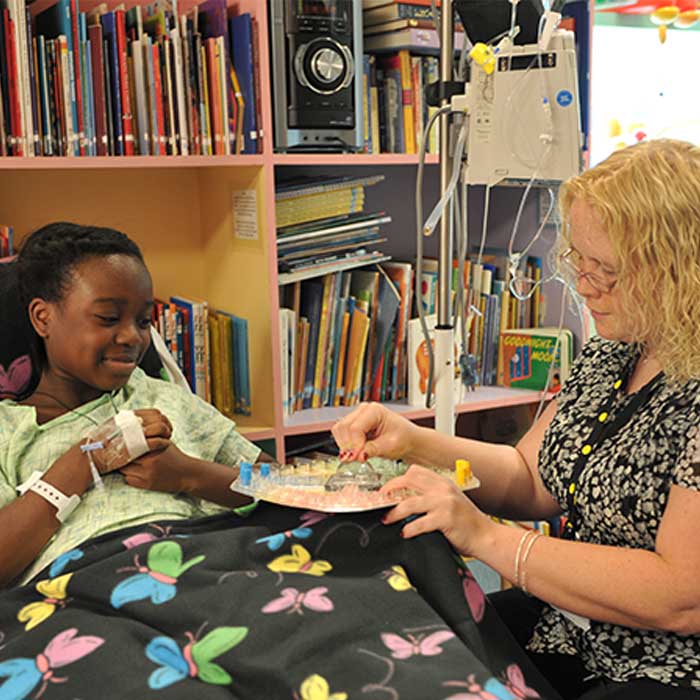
left=455, top=459, right=471, bottom=487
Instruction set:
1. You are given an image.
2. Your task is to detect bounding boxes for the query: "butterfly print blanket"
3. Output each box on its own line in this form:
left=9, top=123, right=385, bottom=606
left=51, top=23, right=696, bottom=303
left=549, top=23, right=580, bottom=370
left=0, top=503, right=561, bottom=699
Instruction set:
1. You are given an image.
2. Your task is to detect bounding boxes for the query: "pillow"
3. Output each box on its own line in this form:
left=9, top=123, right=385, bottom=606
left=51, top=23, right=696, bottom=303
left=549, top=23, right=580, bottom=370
left=0, top=258, right=165, bottom=401
left=0, top=259, right=35, bottom=400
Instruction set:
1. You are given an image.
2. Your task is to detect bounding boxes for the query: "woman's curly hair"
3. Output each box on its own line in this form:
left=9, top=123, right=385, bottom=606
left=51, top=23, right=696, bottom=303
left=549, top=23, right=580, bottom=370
left=558, top=139, right=700, bottom=382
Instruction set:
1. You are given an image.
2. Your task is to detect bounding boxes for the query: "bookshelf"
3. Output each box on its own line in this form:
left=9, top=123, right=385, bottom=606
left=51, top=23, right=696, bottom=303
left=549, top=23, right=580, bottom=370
left=0, top=1, right=587, bottom=461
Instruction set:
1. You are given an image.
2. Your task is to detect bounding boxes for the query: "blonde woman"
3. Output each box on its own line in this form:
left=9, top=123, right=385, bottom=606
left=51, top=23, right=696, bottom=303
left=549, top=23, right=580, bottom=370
left=332, top=140, right=700, bottom=699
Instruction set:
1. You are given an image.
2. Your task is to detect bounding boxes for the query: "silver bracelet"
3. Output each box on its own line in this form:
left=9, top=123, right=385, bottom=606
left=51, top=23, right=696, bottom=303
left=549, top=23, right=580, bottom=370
left=513, top=529, right=532, bottom=587
left=520, top=532, right=543, bottom=594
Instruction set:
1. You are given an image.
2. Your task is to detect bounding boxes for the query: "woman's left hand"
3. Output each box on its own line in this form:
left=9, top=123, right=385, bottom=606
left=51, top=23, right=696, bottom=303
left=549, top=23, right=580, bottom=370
left=381, top=465, right=496, bottom=558
left=120, top=444, right=197, bottom=494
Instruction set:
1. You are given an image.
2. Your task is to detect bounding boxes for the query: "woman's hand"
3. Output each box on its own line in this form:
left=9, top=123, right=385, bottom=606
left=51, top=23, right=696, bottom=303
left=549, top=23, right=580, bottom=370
left=331, top=403, right=421, bottom=462
left=120, top=443, right=197, bottom=494
left=381, top=465, right=496, bottom=558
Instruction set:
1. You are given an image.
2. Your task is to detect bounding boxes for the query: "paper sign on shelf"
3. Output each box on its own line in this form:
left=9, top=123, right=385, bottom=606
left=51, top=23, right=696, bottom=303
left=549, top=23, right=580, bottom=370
left=232, top=189, right=259, bottom=240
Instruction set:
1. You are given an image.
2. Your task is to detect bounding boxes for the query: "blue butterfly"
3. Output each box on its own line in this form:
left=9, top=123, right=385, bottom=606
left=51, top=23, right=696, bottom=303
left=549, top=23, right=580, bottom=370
left=0, top=628, right=103, bottom=700
left=48, top=549, right=84, bottom=578
left=145, top=627, right=247, bottom=689
left=255, top=527, right=312, bottom=551
left=111, top=541, right=204, bottom=609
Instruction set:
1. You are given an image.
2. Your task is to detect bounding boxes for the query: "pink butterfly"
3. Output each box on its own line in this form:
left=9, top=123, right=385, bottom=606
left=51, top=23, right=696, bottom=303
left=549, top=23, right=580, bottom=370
left=261, top=587, right=334, bottom=615
left=299, top=511, right=329, bottom=527
left=502, top=664, right=540, bottom=699
left=381, top=630, right=455, bottom=659
left=459, top=567, right=486, bottom=623
left=0, top=355, right=31, bottom=399
left=123, top=524, right=177, bottom=549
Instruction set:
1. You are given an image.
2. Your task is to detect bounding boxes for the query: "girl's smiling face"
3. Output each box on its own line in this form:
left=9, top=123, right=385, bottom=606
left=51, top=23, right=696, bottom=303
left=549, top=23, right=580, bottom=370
left=30, top=254, right=154, bottom=404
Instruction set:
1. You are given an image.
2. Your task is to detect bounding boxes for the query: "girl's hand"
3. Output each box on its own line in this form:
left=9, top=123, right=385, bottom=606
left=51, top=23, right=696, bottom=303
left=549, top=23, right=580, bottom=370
left=133, top=408, right=173, bottom=446
left=120, top=443, right=196, bottom=494
left=381, top=465, right=496, bottom=558
left=331, top=402, right=421, bottom=462
left=91, top=409, right=173, bottom=475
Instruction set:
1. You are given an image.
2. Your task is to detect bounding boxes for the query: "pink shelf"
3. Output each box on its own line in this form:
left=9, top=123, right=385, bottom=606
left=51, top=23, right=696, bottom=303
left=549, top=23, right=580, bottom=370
left=239, top=427, right=276, bottom=441
left=0, top=155, right=265, bottom=170
left=282, top=387, right=550, bottom=436
left=272, top=153, right=440, bottom=166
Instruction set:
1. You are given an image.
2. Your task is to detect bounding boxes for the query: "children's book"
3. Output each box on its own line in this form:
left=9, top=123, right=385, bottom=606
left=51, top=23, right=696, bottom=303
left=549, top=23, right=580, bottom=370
left=499, top=327, right=573, bottom=392
left=407, top=314, right=464, bottom=407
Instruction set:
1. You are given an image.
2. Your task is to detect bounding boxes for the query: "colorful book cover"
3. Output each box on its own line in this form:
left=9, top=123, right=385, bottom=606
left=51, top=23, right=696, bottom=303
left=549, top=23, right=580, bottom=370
left=232, top=314, right=250, bottom=415
left=407, top=314, right=464, bottom=407
left=500, top=328, right=572, bottom=392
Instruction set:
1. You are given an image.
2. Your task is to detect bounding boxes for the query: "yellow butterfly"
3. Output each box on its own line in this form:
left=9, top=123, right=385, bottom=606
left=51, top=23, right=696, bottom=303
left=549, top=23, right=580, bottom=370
left=17, top=573, right=73, bottom=630
left=384, top=565, right=413, bottom=592
left=268, top=545, right=332, bottom=577
left=299, top=674, right=347, bottom=700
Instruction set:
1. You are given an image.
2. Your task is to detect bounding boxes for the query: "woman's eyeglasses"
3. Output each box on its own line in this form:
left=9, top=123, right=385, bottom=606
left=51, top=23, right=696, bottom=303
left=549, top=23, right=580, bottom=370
left=558, top=247, right=618, bottom=293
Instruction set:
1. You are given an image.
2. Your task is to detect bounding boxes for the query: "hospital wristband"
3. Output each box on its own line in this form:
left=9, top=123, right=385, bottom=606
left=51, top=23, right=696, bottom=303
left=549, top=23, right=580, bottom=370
left=17, top=471, right=81, bottom=523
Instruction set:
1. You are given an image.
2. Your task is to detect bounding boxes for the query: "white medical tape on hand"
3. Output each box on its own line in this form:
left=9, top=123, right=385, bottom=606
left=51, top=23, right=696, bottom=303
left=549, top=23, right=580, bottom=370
left=115, top=410, right=150, bottom=460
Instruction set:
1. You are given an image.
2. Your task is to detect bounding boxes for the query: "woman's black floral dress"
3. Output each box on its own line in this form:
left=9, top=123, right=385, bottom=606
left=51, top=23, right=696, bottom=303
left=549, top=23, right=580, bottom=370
left=528, top=336, right=700, bottom=690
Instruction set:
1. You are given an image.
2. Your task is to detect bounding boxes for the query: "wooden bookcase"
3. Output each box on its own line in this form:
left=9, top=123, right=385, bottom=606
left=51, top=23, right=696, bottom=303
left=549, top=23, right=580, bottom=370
left=0, top=0, right=585, bottom=462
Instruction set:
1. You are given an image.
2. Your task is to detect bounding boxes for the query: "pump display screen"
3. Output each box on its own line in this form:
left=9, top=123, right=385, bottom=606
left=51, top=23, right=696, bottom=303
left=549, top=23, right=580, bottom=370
left=297, top=1, right=335, bottom=17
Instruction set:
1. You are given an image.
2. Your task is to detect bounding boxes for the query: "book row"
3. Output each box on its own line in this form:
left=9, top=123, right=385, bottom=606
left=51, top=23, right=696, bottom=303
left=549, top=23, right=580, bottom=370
left=0, top=0, right=261, bottom=157
left=278, top=256, right=572, bottom=417
left=152, top=295, right=251, bottom=417
left=275, top=175, right=391, bottom=283
left=361, top=50, right=440, bottom=155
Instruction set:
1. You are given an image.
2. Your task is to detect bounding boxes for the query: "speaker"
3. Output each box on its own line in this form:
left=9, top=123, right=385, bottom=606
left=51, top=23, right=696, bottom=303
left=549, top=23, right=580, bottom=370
left=269, top=0, right=363, bottom=152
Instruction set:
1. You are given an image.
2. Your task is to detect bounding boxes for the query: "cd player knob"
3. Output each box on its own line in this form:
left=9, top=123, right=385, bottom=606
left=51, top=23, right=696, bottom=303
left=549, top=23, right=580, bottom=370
left=311, top=47, right=344, bottom=85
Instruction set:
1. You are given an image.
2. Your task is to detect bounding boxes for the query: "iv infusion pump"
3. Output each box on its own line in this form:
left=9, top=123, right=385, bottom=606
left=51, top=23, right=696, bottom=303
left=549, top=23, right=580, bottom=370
left=463, top=30, right=582, bottom=186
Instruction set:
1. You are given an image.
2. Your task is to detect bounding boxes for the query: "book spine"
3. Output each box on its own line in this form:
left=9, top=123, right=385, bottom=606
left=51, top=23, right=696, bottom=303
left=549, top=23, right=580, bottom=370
left=197, top=37, right=211, bottom=155
left=36, top=36, right=53, bottom=155
left=5, top=14, right=23, bottom=154
left=48, top=40, right=65, bottom=155
left=250, top=17, right=263, bottom=150
left=398, top=49, right=415, bottom=154
left=114, top=9, right=133, bottom=155
left=58, top=36, right=76, bottom=156
left=13, top=0, right=33, bottom=156
left=25, top=8, right=40, bottom=154
left=151, top=42, right=166, bottom=155
left=205, top=37, right=222, bottom=155
left=215, top=35, right=228, bottom=155
left=130, top=37, right=149, bottom=155
left=101, top=37, right=113, bottom=154
left=82, top=36, right=95, bottom=155
left=162, top=37, right=177, bottom=154
left=67, top=0, right=84, bottom=154
left=170, top=25, right=188, bottom=155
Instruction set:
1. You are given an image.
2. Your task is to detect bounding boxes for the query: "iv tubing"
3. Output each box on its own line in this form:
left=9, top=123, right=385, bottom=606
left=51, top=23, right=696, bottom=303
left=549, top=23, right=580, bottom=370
left=424, top=120, right=468, bottom=237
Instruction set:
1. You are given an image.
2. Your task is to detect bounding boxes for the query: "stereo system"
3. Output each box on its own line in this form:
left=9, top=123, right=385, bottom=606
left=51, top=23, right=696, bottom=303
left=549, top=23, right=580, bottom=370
left=269, top=0, right=363, bottom=152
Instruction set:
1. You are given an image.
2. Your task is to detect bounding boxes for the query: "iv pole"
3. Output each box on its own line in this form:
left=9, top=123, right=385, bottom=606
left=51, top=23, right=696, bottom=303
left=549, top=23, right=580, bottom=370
left=433, top=0, right=456, bottom=436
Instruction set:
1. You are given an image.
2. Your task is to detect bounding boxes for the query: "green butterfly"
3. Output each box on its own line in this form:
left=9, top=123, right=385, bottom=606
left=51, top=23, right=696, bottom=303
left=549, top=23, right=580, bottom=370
left=146, top=626, right=249, bottom=688
left=111, top=541, right=205, bottom=608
